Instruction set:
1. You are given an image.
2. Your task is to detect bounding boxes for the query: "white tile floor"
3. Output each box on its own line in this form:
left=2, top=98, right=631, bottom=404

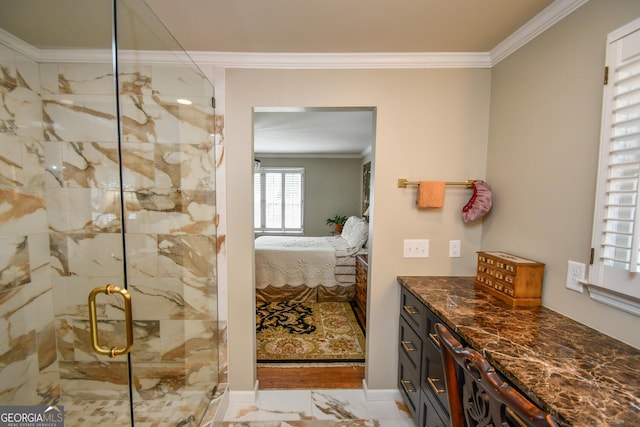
left=207, top=388, right=415, bottom=427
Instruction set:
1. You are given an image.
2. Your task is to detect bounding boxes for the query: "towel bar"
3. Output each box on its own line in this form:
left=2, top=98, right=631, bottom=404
left=397, top=179, right=475, bottom=189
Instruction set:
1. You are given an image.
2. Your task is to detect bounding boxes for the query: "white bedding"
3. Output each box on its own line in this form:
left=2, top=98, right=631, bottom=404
left=255, top=235, right=356, bottom=289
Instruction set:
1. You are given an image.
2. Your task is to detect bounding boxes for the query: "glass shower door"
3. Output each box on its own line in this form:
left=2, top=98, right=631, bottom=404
left=115, top=0, right=218, bottom=425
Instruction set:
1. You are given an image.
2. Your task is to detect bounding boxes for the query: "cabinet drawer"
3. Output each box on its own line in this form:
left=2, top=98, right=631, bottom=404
left=399, top=317, right=422, bottom=370
left=424, top=308, right=444, bottom=350
left=419, top=389, right=448, bottom=427
left=398, top=350, right=421, bottom=422
left=400, top=287, right=427, bottom=337
left=422, top=332, right=449, bottom=413
left=423, top=310, right=461, bottom=415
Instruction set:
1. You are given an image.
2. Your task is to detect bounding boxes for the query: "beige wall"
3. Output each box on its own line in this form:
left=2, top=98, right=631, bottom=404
left=225, top=68, right=490, bottom=390
left=255, top=157, right=363, bottom=236
left=485, top=0, right=640, bottom=348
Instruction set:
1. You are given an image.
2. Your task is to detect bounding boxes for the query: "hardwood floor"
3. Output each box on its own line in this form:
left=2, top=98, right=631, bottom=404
left=257, top=365, right=365, bottom=389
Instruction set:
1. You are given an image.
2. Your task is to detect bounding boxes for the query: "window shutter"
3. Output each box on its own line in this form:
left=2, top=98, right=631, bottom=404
left=602, top=53, right=640, bottom=271
left=253, top=168, right=304, bottom=233
left=283, top=172, right=302, bottom=229
left=600, top=28, right=640, bottom=272
left=254, top=172, right=262, bottom=229
left=591, top=18, right=640, bottom=301
left=264, top=172, right=282, bottom=229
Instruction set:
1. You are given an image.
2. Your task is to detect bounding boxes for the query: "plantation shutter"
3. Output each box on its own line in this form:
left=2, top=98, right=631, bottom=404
left=601, top=40, right=640, bottom=272
left=264, top=172, right=283, bottom=229
left=253, top=168, right=304, bottom=232
left=283, top=172, right=303, bottom=229
left=254, top=172, right=262, bottom=229
left=591, top=18, right=640, bottom=300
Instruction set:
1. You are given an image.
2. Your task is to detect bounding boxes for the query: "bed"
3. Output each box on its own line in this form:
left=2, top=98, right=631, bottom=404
left=255, top=216, right=368, bottom=302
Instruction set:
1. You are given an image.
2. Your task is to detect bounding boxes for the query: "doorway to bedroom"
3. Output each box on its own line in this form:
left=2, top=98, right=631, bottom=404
left=252, top=107, right=375, bottom=388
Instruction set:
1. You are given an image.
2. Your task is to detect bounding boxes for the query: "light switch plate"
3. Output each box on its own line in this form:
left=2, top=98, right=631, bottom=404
left=404, top=239, right=429, bottom=258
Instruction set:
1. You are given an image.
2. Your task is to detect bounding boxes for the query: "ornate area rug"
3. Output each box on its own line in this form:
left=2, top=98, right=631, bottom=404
left=256, top=301, right=366, bottom=362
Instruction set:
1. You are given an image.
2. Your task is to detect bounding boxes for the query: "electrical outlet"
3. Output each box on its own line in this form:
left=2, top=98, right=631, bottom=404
left=404, top=239, right=429, bottom=258
left=566, top=261, right=586, bottom=293
left=449, top=240, right=461, bottom=258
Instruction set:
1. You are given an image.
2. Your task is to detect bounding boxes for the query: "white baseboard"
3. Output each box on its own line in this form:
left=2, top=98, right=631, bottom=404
left=361, top=379, right=402, bottom=401
left=224, top=380, right=400, bottom=404
left=226, top=380, right=259, bottom=404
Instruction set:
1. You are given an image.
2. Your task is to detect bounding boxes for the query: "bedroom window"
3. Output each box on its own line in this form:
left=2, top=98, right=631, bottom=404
left=588, top=17, right=640, bottom=315
left=254, top=167, right=304, bottom=233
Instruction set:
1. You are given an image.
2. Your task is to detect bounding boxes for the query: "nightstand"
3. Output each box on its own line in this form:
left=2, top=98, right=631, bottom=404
left=353, top=253, right=368, bottom=332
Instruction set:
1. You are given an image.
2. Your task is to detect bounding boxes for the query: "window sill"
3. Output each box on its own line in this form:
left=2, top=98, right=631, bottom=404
left=584, top=283, right=640, bottom=317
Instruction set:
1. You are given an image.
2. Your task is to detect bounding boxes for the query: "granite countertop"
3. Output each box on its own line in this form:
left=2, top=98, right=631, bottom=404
left=397, top=276, right=640, bottom=427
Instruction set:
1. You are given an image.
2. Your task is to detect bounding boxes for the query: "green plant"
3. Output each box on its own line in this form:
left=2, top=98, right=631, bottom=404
left=326, top=215, right=348, bottom=227
left=326, top=214, right=348, bottom=233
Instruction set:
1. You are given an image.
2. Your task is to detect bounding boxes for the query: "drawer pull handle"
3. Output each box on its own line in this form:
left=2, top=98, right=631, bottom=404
left=427, top=377, right=446, bottom=394
left=403, top=305, right=419, bottom=315
left=400, top=379, right=416, bottom=394
left=401, top=340, right=417, bottom=352
left=428, top=332, right=440, bottom=348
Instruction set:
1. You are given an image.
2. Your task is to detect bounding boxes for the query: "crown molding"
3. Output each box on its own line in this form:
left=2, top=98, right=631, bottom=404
left=489, top=0, right=589, bottom=65
left=0, top=28, right=40, bottom=61
left=187, top=51, right=492, bottom=69
left=1, top=0, right=586, bottom=69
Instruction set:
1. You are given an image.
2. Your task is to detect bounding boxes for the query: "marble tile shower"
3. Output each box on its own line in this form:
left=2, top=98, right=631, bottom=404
left=0, top=13, right=221, bottom=426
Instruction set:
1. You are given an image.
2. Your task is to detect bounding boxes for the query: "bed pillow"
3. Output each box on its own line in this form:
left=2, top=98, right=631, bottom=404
left=341, top=216, right=361, bottom=242
left=341, top=216, right=368, bottom=249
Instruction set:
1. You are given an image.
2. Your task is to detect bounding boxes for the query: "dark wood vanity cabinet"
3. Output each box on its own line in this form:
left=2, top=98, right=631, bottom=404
left=398, top=286, right=459, bottom=426
left=397, top=275, right=640, bottom=427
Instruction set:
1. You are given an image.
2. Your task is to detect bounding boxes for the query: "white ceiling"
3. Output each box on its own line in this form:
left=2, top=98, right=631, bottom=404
left=253, top=108, right=375, bottom=157
left=144, top=0, right=555, bottom=53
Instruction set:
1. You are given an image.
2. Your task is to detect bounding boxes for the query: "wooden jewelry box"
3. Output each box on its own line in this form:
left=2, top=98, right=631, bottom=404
left=474, top=251, right=545, bottom=307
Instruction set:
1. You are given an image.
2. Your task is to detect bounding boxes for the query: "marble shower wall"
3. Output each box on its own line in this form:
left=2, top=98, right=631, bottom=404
left=0, top=43, right=57, bottom=405
left=1, top=39, right=221, bottom=406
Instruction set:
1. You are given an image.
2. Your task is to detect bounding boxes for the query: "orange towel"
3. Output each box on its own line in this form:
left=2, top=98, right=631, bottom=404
left=416, top=181, right=445, bottom=208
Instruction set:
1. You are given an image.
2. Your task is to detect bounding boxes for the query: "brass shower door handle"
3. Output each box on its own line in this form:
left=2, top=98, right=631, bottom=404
left=88, top=285, right=133, bottom=358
